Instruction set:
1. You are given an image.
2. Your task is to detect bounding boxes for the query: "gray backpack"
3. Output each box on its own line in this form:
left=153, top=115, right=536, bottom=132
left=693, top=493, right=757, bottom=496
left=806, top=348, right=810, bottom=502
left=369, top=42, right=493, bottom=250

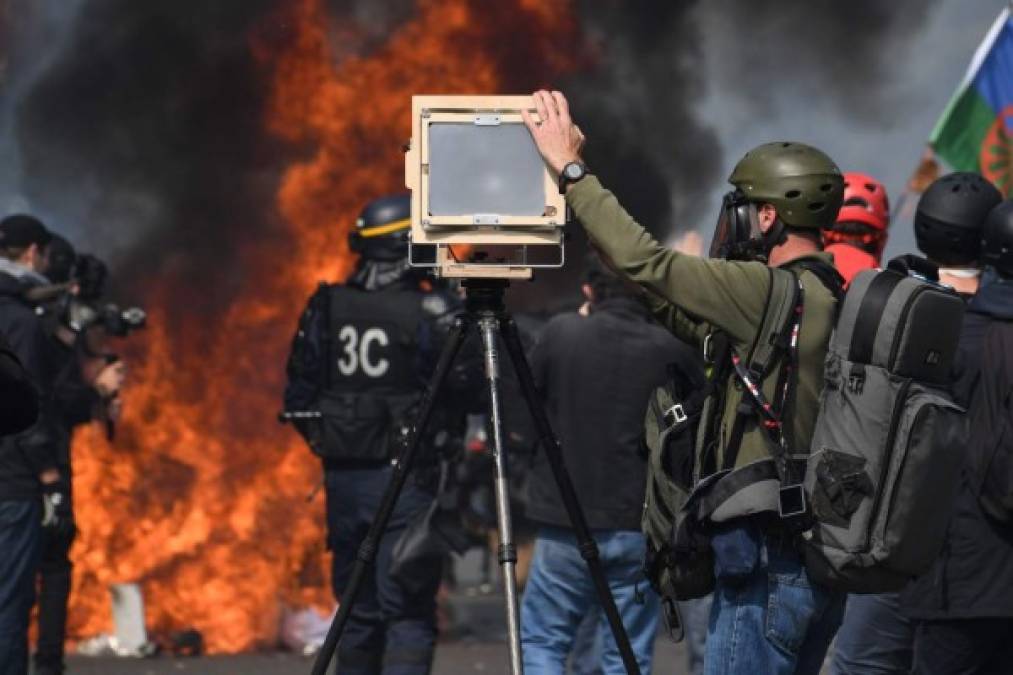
left=802, top=262, right=967, bottom=593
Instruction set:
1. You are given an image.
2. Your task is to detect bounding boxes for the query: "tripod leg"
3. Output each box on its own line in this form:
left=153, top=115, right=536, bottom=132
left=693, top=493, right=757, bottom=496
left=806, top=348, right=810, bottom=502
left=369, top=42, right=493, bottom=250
left=311, top=315, right=471, bottom=675
left=498, top=316, right=643, bottom=675
left=478, top=315, right=524, bottom=675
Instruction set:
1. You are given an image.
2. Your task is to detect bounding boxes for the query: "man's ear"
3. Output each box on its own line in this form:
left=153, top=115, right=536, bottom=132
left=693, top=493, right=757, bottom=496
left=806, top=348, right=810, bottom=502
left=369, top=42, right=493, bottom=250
left=21, top=243, right=39, bottom=267
left=581, top=283, right=594, bottom=303
left=757, top=203, right=778, bottom=234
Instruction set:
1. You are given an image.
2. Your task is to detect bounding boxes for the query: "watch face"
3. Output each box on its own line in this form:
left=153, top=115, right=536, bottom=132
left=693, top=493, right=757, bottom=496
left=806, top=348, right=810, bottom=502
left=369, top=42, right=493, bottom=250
left=565, top=162, right=584, bottom=180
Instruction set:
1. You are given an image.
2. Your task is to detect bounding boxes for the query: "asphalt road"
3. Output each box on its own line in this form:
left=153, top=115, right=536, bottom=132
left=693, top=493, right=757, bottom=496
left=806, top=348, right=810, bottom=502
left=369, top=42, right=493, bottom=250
left=60, top=550, right=688, bottom=674
left=65, top=639, right=685, bottom=674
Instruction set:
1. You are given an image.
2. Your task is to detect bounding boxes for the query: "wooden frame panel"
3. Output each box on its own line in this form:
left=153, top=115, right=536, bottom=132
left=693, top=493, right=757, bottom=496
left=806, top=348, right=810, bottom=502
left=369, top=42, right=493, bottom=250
left=405, top=95, right=566, bottom=248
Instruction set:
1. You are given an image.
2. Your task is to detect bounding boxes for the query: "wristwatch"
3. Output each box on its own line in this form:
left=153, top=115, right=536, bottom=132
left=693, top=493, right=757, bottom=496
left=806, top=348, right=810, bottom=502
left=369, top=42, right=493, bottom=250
left=558, top=161, right=588, bottom=194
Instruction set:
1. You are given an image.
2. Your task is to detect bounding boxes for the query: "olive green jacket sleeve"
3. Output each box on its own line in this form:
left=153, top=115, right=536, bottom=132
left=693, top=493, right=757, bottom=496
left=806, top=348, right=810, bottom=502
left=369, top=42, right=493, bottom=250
left=567, top=176, right=771, bottom=347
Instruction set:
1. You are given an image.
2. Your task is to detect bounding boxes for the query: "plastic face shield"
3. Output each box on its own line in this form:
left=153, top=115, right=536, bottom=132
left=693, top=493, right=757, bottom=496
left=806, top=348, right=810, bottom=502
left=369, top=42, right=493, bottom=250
left=709, top=191, right=762, bottom=260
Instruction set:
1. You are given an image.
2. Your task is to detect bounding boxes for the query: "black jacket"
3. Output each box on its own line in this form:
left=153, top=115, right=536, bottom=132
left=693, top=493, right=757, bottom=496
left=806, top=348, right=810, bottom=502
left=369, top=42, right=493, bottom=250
left=0, top=268, right=59, bottom=500
left=525, top=296, right=701, bottom=531
left=903, top=271, right=1013, bottom=619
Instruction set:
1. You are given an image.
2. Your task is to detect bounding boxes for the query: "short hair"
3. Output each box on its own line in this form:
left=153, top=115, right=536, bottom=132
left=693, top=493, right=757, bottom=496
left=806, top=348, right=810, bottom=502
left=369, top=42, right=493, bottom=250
left=0, top=245, right=30, bottom=262
left=583, top=252, right=640, bottom=302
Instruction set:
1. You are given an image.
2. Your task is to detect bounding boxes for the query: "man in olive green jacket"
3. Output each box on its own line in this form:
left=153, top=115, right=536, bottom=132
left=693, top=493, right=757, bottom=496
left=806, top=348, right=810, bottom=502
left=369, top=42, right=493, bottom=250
left=523, top=90, right=845, bottom=675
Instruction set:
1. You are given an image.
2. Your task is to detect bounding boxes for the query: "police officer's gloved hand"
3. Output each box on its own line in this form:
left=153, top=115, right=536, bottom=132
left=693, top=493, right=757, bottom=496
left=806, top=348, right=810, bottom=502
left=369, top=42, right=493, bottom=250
left=41, top=482, right=75, bottom=538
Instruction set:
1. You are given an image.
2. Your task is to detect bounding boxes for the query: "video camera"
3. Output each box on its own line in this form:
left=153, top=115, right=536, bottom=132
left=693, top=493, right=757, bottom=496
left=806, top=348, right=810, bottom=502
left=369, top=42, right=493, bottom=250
left=62, top=254, right=146, bottom=337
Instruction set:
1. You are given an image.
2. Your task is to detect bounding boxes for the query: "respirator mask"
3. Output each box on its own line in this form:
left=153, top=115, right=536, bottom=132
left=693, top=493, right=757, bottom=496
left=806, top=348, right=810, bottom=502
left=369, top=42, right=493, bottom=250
left=708, top=190, right=784, bottom=262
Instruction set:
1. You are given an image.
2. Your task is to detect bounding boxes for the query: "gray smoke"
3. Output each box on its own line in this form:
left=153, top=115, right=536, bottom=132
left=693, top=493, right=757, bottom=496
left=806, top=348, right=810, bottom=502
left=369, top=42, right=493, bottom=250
left=2, top=0, right=941, bottom=312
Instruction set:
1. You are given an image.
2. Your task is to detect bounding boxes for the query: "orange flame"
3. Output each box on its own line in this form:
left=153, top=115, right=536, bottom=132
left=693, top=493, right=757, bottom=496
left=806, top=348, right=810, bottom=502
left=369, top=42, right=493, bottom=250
left=67, top=0, right=577, bottom=653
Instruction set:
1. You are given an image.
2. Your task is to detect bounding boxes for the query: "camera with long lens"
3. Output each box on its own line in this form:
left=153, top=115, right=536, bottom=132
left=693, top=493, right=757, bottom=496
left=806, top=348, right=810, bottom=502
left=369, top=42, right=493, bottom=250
left=63, top=254, right=146, bottom=337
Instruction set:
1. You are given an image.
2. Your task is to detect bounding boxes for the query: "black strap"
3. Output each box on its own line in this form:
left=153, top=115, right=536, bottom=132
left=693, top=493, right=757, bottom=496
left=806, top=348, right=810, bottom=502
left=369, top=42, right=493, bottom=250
left=697, top=460, right=779, bottom=517
left=848, top=272, right=903, bottom=364
left=795, top=260, right=845, bottom=302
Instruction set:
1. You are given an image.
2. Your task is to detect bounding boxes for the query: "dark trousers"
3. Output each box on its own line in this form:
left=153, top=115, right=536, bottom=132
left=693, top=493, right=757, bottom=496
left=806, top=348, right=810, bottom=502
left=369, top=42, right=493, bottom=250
left=0, top=500, right=41, bottom=675
left=912, top=618, right=1013, bottom=675
left=34, top=521, right=76, bottom=674
left=325, top=465, right=441, bottom=675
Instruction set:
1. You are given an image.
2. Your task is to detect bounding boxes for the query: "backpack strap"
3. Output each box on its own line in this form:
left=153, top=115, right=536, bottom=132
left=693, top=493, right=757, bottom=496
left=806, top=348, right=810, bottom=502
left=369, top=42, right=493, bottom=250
left=722, top=268, right=800, bottom=470
left=795, top=260, right=845, bottom=303
left=725, top=269, right=809, bottom=520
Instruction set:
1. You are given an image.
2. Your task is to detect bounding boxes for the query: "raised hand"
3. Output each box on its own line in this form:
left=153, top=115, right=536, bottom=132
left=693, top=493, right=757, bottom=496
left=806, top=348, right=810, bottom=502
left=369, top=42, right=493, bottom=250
left=521, top=90, right=585, bottom=176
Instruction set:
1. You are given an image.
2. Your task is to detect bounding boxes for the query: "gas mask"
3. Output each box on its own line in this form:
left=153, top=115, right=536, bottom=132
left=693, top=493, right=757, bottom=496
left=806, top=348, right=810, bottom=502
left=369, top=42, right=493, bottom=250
left=708, top=190, right=785, bottom=262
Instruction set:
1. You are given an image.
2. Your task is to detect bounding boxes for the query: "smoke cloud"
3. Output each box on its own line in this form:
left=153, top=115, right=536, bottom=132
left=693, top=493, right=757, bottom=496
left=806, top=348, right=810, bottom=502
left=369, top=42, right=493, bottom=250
left=3, top=0, right=939, bottom=312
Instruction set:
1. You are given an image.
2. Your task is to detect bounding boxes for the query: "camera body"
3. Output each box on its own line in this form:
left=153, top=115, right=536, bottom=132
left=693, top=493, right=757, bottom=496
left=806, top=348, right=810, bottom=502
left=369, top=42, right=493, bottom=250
left=58, top=253, right=146, bottom=337
left=64, top=299, right=146, bottom=337
left=405, top=95, right=566, bottom=279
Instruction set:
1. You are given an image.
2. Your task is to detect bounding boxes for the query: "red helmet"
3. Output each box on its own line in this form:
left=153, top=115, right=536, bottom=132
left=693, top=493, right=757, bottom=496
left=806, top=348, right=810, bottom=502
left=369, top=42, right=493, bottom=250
left=826, top=242, right=879, bottom=288
left=836, top=172, right=889, bottom=232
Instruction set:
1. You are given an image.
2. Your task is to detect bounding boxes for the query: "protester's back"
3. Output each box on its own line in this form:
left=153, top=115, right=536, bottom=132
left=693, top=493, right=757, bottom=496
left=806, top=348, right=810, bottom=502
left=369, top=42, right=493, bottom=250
left=526, top=287, right=699, bottom=530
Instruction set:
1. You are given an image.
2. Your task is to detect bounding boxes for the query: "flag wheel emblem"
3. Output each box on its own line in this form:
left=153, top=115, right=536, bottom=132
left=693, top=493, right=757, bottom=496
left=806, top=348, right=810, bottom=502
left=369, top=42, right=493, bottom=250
left=981, top=104, right=1013, bottom=195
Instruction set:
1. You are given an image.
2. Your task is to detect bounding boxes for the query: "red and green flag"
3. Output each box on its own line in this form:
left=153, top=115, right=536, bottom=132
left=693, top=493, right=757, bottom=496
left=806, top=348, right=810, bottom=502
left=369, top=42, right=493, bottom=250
left=931, top=7, right=1013, bottom=195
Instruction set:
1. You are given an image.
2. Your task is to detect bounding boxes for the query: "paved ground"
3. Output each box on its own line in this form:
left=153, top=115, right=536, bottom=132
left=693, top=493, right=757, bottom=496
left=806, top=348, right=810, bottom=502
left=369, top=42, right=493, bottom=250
left=60, top=550, right=689, bottom=674
left=65, top=638, right=684, bottom=674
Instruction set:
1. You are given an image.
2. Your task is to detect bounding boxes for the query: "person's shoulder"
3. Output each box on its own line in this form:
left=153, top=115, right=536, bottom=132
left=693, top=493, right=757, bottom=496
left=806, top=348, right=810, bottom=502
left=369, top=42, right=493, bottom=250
left=648, top=323, right=698, bottom=360
left=538, top=311, right=583, bottom=341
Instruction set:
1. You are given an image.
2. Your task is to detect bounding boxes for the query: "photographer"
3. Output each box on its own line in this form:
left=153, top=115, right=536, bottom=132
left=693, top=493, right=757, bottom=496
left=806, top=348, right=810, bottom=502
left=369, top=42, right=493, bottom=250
left=31, top=235, right=127, bottom=675
left=284, top=194, right=470, bottom=675
left=524, top=91, right=845, bottom=674
left=520, top=255, right=700, bottom=673
left=0, top=214, right=66, bottom=675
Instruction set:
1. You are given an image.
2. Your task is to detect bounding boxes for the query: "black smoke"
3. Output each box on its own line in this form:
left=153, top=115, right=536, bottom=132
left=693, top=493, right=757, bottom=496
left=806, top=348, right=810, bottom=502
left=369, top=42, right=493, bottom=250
left=5, top=0, right=939, bottom=314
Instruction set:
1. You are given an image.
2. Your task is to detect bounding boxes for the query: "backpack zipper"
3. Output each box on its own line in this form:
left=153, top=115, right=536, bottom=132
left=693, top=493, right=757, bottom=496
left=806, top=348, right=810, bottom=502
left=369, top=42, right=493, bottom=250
left=865, top=377, right=913, bottom=550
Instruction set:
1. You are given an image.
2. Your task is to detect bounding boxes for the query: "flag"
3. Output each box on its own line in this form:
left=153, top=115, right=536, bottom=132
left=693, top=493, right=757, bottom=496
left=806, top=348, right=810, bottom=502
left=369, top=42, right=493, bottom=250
left=931, top=7, right=1013, bottom=195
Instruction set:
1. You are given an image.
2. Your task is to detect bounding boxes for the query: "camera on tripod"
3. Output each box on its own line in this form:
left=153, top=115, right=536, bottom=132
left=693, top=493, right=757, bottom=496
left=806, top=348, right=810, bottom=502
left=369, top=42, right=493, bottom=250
left=405, top=95, right=567, bottom=280
left=62, top=254, right=146, bottom=337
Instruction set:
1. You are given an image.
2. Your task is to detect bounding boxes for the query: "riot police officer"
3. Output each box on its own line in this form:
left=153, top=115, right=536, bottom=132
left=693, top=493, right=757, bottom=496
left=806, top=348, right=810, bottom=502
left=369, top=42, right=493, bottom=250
left=284, top=194, right=461, bottom=675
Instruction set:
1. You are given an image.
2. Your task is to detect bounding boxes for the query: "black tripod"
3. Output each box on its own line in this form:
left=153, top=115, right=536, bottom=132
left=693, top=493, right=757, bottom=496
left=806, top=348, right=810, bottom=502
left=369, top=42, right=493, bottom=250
left=310, top=279, right=640, bottom=675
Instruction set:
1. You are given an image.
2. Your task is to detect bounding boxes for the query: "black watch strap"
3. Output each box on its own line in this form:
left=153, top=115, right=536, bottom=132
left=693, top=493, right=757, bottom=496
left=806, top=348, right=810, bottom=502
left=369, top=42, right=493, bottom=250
left=558, top=162, right=588, bottom=194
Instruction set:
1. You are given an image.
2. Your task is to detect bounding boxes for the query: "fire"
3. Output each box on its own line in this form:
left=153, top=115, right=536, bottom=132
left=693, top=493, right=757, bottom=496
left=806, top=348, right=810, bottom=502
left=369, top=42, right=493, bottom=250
left=66, top=0, right=578, bottom=654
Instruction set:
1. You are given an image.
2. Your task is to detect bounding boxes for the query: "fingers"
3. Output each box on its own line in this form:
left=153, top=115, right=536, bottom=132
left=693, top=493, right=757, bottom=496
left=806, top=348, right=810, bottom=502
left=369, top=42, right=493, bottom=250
left=551, top=90, right=570, bottom=126
left=520, top=107, right=539, bottom=134
left=536, top=89, right=559, bottom=127
left=532, top=90, right=550, bottom=129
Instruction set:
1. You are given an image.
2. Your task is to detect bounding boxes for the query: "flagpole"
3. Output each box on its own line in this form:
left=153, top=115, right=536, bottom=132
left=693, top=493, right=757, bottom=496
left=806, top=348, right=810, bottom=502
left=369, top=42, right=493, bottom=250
left=895, top=5, right=1010, bottom=218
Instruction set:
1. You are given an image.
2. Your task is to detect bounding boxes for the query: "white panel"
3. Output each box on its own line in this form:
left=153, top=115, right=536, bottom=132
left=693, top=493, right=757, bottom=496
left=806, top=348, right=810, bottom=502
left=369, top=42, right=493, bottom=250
left=428, top=122, right=546, bottom=217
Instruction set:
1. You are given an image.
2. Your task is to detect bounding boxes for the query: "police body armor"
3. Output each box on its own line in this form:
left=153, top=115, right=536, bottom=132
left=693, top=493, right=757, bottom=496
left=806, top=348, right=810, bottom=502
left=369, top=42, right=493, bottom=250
left=311, top=284, right=428, bottom=462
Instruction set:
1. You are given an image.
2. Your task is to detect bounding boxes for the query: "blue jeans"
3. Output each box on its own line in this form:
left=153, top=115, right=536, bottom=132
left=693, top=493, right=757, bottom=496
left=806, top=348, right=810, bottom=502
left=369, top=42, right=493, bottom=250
left=325, top=466, right=441, bottom=675
left=830, top=592, right=912, bottom=674
left=0, top=500, right=41, bottom=675
left=521, top=527, right=659, bottom=674
left=705, top=537, right=844, bottom=675
left=682, top=595, right=713, bottom=675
